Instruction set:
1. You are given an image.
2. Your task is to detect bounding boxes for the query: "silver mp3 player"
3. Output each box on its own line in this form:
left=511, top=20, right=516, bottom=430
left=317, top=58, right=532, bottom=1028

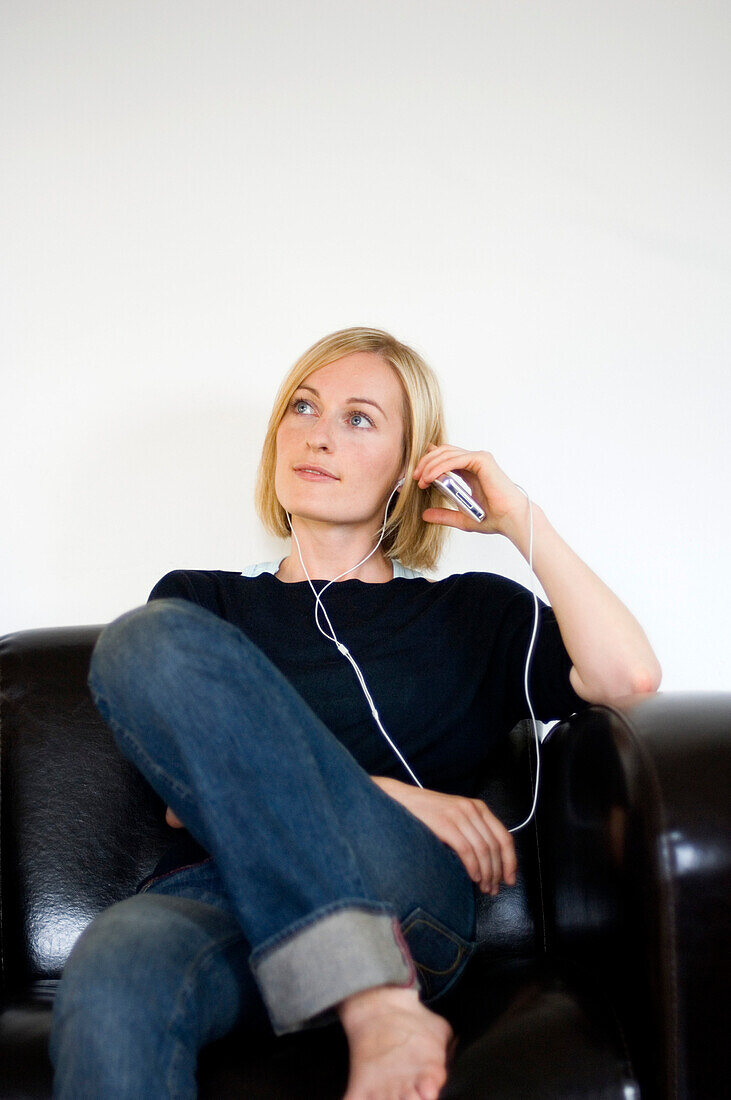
left=433, top=471, right=486, bottom=522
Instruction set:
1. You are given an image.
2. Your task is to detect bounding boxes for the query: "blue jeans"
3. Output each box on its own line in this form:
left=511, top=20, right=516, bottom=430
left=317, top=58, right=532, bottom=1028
left=49, top=597, right=479, bottom=1098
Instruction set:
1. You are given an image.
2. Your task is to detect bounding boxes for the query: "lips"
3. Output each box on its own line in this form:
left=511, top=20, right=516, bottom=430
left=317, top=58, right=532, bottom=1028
left=293, top=465, right=339, bottom=479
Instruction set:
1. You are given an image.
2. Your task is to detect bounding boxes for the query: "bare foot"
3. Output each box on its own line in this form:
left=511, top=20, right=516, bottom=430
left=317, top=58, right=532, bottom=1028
left=337, top=984, right=456, bottom=1100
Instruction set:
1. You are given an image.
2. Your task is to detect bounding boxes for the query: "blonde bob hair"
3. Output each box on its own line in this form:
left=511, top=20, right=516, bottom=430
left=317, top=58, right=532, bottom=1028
left=254, top=326, right=450, bottom=574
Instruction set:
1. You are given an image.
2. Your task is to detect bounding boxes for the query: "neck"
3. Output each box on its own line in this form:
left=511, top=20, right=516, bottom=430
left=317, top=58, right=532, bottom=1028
left=276, top=518, right=394, bottom=583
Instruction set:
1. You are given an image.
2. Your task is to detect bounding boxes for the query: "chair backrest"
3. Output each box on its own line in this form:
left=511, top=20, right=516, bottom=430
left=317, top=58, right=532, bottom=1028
left=0, top=626, right=544, bottom=999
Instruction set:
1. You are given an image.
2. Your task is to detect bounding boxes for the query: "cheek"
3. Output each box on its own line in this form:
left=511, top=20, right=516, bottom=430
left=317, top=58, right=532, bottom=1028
left=273, top=426, right=293, bottom=487
left=349, top=440, right=400, bottom=494
left=275, top=421, right=297, bottom=458
left=275, top=420, right=290, bottom=445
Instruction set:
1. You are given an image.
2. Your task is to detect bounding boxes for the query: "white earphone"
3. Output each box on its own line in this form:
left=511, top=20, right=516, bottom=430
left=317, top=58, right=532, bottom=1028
left=286, top=476, right=541, bottom=833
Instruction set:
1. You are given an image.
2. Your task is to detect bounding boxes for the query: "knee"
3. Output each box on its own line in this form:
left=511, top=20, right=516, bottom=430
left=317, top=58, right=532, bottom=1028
left=49, top=897, right=196, bottom=1076
left=88, top=599, right=200, bottom=701
left=53, top=896, right=194, bottom=1026
left=55, top=899, right=160, bottom=1001
left=51, top=896, right=246, bottom=1046
left=51, top=902, right=150, bottom=1053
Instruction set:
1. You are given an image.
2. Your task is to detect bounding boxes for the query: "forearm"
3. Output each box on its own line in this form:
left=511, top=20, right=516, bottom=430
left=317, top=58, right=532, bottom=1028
left=371, top=775, right=399, bottom=793
left=502, top=501, right=662, bottom=702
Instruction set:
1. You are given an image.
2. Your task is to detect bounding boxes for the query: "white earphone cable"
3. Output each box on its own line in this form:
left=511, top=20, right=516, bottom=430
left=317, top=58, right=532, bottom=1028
left=287, top=477, right=542, bottom=831
left=286, top=484, right=424, bottom=786
left=504, top=485, right=541, bottom=833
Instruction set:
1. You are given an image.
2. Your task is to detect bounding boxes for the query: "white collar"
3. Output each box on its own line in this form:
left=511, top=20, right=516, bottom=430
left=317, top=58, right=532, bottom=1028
left=240, top=558, right=424, bottom=580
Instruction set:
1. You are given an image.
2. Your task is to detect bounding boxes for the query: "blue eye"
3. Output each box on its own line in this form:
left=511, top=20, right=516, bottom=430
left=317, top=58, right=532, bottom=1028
left=290, top=398, right=373, bottom=426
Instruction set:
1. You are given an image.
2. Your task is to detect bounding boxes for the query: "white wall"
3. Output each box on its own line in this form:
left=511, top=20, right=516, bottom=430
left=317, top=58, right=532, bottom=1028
left=2, top=0, right=729, bottom=691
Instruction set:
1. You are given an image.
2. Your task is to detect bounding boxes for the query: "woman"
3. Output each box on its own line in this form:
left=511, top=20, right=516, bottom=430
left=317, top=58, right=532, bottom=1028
left=49, top=326, right=661, bottom=1100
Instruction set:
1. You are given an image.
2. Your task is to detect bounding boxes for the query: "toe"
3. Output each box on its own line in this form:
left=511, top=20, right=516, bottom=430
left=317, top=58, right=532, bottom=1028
left=415, top=1073, right=443, bottom=1100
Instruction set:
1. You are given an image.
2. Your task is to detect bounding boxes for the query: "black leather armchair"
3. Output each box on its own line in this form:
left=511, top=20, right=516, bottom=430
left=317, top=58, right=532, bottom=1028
left=0, top=624, right=728, bottom=1098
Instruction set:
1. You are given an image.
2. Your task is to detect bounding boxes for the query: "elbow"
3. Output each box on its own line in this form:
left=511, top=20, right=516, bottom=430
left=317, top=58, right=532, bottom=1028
left=629, top=662, right=662, bottom=696
left=570, top=661, right=662, bottom=705
left=594, top=664, right=663, bottom=703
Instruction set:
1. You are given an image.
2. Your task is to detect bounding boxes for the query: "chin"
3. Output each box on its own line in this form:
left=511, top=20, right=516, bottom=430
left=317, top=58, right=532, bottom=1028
left=276, top=480, right=336, bottom=519
left=279, top=495, right=367, bottom=526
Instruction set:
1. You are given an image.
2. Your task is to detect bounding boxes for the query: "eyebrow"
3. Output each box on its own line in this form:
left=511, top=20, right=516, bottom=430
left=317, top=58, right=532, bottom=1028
left=295, top=384, right=388, bottom=420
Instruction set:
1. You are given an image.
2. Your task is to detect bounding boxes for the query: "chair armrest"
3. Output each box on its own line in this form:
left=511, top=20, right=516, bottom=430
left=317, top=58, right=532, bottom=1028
left=538, top=692, right=731, bottom=1100
left=0, top=624, right=170, bottom=1005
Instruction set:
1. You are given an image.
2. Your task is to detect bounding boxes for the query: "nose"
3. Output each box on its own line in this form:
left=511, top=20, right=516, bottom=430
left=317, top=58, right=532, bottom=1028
left=305, top=414, right=334, bottom=452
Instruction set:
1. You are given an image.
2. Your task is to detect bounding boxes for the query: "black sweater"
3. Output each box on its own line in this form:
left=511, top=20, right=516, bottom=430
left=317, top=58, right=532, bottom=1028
left=137, top=566, right=590, bottom=888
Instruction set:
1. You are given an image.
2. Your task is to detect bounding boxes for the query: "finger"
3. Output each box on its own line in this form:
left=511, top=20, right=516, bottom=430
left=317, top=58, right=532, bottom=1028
left=414, top=450, right=472, bottom=486
left=421, top=507, right=474, bottom=532
left=478, top=805, right=518, bottom=885
left=461, top=802, right=514, bottom=891
left=471, top=825, right=504, bottom=893
left=499, top=831, right=518, bottom=885
left=455, top=809, right=503, bottom=893
left=412, top=445, right=471, bottom=480
left=445, top=823, right=493, bottom=890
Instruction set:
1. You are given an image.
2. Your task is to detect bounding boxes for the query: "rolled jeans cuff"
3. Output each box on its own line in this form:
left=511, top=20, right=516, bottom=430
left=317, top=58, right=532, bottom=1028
left=248, top=900, right=421, bottom=1037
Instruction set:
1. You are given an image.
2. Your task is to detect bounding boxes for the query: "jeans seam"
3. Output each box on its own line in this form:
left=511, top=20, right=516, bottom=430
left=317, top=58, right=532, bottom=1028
left=391, top=915, right=420, bottom=990
left=90, top=652, right=375, bottom=906
left=165, top=929, right=244, bottom=1098
left=248, top=897, right=397, bottom=965
left=89, top=683, right=194, bottom=804
left=138, top=857, right=215, bottom=894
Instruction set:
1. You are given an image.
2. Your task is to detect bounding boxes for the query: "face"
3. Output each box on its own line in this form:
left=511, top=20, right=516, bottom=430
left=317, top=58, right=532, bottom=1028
left=274, top=352, right=408, bottom=534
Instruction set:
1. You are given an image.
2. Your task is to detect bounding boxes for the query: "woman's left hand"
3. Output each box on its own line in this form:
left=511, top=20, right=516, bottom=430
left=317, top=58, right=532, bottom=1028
left=412, top=444, right=526, bottom=536
left=372, top=777, right=517, bottom=894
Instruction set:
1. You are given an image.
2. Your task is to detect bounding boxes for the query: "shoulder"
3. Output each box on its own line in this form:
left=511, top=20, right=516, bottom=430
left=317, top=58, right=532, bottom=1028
left=148, top=569, right=242, bottom=602
left=430, top=570, right=529, bottom=595
left=427, top=570, right=546, bottom=616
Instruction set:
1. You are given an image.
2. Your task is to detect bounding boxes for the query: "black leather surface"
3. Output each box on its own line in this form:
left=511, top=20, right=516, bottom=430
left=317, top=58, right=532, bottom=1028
left=539, top=693, right=731, bottom=1100
left=0, top=962, right=635, bottom=1100
left=2, top=626, right=728, bottom=1097
left=0, top=627, right=169, bottom=996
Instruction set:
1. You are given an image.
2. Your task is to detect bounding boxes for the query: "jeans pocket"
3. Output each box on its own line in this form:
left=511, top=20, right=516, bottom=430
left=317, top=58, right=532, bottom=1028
left=400, top=906, right=477, bottom=1003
